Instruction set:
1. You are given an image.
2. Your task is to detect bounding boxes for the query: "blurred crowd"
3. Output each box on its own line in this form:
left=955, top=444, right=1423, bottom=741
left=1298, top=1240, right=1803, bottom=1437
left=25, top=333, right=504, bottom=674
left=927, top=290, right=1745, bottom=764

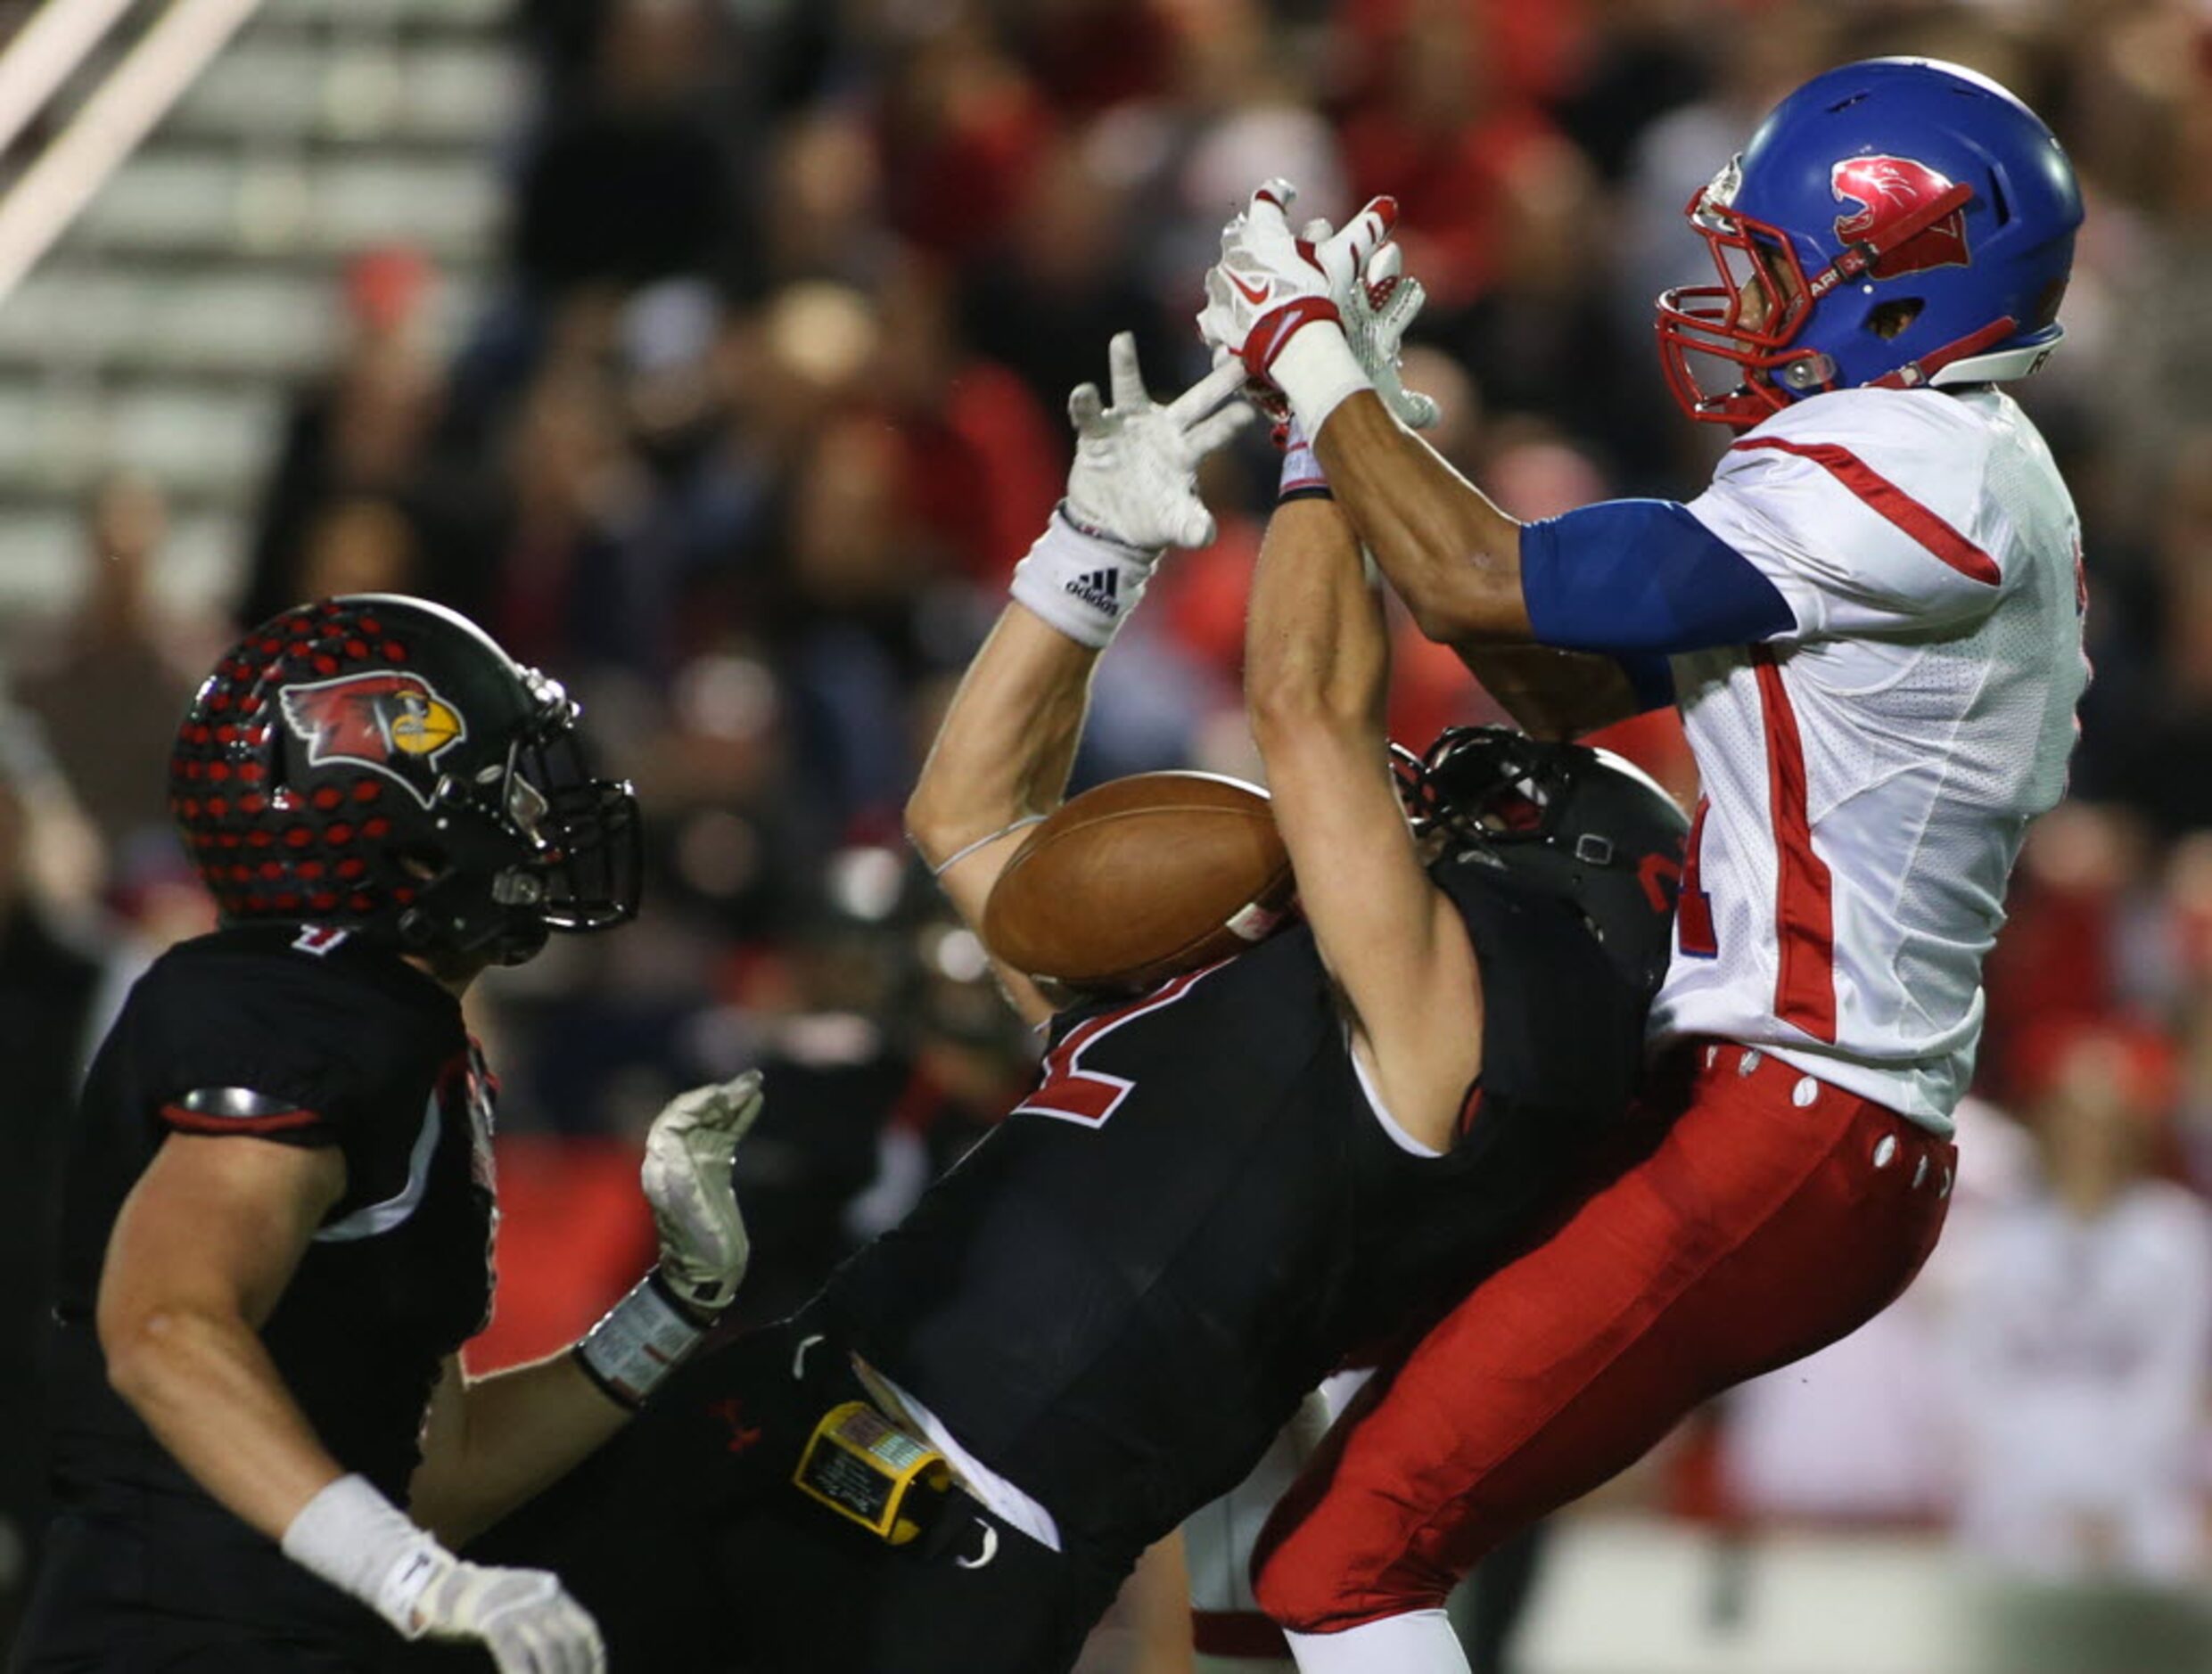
left=4, top=0, right=2212, bottom=1655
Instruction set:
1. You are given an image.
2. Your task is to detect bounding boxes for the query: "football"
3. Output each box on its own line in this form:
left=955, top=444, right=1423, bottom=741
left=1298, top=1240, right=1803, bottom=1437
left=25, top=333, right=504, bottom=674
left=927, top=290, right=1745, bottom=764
left=983, top=771, right=1297, bottom=991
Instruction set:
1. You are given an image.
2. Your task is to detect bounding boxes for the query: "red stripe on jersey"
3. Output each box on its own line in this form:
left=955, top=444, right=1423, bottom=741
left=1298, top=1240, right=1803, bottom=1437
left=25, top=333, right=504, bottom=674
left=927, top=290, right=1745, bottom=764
left=1676, top=796, right=1718, bottom=958
left=1752, top=649, right=1837, bottom=1043
left=160, top=1102, right=324, bottom=1136
left=1192, top=1609, right=1294, bottom=1659
left=1731, top=435, right=2001, bottom=586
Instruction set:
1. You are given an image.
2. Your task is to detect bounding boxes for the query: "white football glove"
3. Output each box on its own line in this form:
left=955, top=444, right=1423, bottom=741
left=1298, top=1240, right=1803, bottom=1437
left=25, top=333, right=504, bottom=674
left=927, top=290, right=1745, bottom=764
left=405, top=1554, right=605, bottom=1674
left=1011, top=333, right=1250, bottom=649
left=642, top=1069, right=764, bottom=1317
left=1064, top=332, right=1252, bottom=551
left=284, top=1474, right=605, bottom=1674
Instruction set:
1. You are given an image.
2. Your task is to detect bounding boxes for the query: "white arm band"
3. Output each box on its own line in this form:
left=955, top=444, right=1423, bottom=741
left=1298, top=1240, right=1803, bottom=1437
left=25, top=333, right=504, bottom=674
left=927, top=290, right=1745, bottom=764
left=282, top=1473, right=449, bottom=1636
left=1269, top=322, right=1374, bottom=435
left=1007, top=508, right=1159, bottom=650
left=1279, top=415, right=1328, bottom=499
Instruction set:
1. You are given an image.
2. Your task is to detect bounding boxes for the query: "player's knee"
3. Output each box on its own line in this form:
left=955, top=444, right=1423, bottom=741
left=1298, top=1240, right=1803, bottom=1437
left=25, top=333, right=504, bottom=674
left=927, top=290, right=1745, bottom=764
left=1248, top=1488, right=1352, bottom=1629
left=1248, top=1539, right=1331, bottom=1634
left=1249, top=1519, right=1449, bottom=1635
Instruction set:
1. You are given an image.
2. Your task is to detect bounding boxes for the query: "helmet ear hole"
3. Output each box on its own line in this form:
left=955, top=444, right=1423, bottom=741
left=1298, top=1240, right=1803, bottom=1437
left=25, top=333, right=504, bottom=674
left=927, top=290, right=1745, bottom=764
left=1868, top=299, right=1925, bottom=340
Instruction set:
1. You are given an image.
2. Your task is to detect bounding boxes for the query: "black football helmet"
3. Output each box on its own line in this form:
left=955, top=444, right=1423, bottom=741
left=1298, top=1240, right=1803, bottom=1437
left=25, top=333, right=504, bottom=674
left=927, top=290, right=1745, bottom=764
left=169, top=595, right=641, bottom=965
left=1394, top=726, right=1690, bottom=992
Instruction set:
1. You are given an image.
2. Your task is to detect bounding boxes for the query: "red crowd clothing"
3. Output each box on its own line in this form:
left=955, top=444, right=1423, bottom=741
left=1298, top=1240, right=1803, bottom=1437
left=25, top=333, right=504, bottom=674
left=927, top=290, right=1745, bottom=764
left=1252, top=1041, right=1956, bottom=1633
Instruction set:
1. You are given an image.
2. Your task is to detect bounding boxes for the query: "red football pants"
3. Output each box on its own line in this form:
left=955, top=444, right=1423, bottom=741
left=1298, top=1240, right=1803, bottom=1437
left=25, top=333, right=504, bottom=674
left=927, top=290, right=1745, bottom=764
left=1252, top=1041, right=1956, bottom=1633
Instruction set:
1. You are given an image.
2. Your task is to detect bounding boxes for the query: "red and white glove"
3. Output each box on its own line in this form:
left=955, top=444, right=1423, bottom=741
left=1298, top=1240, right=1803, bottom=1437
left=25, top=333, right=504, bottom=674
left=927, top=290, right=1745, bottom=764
left=1263, top=228, right=1440, bottom=503
left=1197, top=180, right=1398, bottom=431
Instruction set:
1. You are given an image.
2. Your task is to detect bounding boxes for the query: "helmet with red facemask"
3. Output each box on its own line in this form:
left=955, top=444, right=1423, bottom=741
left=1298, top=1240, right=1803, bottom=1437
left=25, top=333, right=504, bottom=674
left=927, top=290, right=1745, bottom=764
left=1655, top=57, right=2084, bottom=429
left=169, top=595, right=641, bottom=965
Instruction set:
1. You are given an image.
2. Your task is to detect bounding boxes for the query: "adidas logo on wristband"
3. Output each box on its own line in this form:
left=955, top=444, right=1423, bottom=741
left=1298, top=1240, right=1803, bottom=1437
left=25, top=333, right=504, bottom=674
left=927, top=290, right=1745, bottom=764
left=1066, top=569, right=1122, bottom=616
left=1010, top=512, right=1151, bottom=649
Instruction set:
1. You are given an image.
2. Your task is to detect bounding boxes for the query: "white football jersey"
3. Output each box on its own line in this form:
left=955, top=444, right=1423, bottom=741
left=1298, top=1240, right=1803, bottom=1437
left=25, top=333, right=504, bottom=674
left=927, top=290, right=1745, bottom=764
left=1648, top=386, right=2089, bottom=1133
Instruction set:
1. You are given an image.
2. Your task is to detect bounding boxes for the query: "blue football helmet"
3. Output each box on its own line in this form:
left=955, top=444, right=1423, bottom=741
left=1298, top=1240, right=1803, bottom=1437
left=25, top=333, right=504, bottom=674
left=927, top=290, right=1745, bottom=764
left=1656, top=57, right=2085, bottom=428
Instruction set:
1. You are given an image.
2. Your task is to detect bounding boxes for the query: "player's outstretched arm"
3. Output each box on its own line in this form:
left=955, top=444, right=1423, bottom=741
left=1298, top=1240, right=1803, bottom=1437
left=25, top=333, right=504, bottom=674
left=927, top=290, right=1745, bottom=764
left=1197, top=184, right=1530, bottom=643
left=1202, top=193, right=1638, bottom=738
left=1320, top=401, right=1648, bottom=739
left=1204, top=182, right=1794, bottom=731
left=1245, top=495, right=1483, bottom=1153
left=411, top=1071, right=765, bottom=1547
left=908, top=337, right=1248, bottom=1022
left=906, top=603, right=1105, bottom=1024
left=99, top=1133, right=604, bottom=1672
left=1309, top=390, right=1532, bottom=644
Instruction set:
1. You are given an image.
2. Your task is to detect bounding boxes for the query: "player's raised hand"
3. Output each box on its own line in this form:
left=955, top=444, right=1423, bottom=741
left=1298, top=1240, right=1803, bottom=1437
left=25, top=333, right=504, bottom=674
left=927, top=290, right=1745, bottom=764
left=1064, top=332, right=1251, bottom=552
left=642, top=1069, right=764, bottom=1317
left=1306, top=226, right=1438, bottom=431
left=1198, top=180, right=1398, bottom=382
left=403, top=1555, right=605, bottom=1674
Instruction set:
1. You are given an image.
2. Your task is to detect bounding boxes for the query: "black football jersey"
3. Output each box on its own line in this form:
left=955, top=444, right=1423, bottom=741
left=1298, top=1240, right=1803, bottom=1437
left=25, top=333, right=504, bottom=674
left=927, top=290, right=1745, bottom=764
left=821, top=848, right=1649, bottom=1555
left=38, top=924, right=494, bottom=1637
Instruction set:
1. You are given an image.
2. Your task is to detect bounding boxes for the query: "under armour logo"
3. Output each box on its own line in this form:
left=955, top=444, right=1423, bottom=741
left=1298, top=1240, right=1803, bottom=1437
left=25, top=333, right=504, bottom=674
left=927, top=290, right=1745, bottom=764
left=956, top=1519, right=999, bottom=1570
left=706, top=1397, right=764, bottom=1456
left=1067, top=568, right=1121, bottom=616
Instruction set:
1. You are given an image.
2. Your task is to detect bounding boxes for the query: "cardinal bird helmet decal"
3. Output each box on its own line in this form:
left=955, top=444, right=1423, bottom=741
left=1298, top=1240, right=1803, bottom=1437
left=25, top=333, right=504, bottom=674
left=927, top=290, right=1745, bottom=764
left=279, top=671, right=470, bottom=805
left=170, top=595, right=641, bottom=964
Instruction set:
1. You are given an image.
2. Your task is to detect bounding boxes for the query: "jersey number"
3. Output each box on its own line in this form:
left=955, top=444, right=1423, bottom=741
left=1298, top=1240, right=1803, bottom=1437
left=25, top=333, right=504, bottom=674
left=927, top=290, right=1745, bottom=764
left=1013, top=964, right=1222, bottom=1128
left=1676, top=652, right=1838, bottom=1042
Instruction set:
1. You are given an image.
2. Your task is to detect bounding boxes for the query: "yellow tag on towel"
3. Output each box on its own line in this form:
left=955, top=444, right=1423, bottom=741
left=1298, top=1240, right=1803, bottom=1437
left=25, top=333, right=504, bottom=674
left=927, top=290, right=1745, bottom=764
left=792, top=1400, right=953, bottom=1545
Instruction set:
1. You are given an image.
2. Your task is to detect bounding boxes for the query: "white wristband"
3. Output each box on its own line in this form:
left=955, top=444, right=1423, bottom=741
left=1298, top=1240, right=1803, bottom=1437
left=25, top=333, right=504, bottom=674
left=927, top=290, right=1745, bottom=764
left=573, top=1271, right=706, bottom=1407
left=1269, top=322, right=1372, bottom=435
left=1007, top=508, right=1159, bottom=650
left=282, top=1473, right=451, bottom=1637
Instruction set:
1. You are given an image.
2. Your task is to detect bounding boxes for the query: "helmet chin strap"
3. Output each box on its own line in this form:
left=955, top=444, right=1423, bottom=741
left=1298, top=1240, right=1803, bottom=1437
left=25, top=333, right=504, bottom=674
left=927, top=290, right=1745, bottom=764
left=1772, top=315, right=2024, bottom=402
left=1883, top=316, right=2035, bottom=388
